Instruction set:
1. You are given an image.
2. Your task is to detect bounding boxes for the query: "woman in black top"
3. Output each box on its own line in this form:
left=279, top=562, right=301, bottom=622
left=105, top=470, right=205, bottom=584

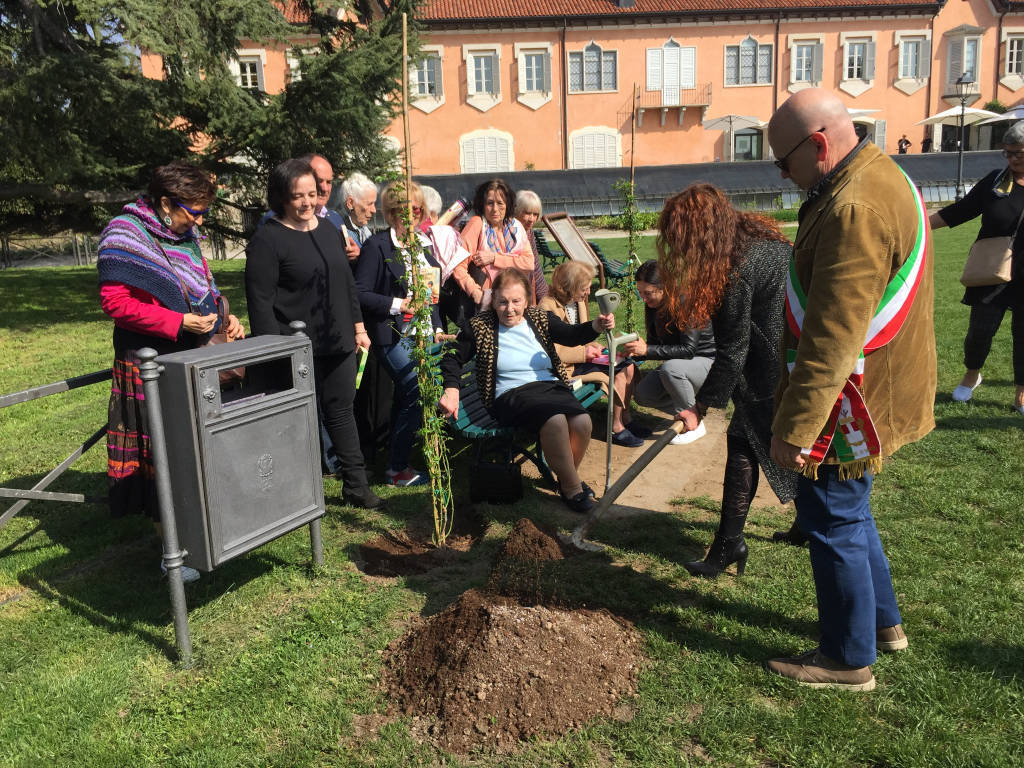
left=245, top=158, right=382, bottom=510
left=930, top=120, right=1024, bottom=415
left=657, top=184, right=799, bottom=578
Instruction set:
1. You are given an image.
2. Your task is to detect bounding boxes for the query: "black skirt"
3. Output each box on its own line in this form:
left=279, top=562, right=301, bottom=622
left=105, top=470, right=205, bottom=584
left=491, top=380, right=587, bottom=432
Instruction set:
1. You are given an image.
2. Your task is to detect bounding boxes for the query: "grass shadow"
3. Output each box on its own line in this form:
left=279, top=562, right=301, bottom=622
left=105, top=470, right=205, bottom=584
left=943, top=639, right=1024, bottom=685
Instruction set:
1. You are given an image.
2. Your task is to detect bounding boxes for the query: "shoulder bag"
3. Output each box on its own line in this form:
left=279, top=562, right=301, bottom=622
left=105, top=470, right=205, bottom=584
left=960, top=205, right=1024, bottom=287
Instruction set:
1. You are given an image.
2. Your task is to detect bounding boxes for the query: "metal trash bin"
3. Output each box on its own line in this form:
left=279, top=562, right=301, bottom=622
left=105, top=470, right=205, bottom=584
left=154, top=335, right=324, bottom=572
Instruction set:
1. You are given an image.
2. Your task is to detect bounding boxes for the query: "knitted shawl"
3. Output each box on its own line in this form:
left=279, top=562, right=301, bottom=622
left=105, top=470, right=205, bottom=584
left=469, top=306, right=571, bottom=409
left=97, top=199, right=216, bottom=313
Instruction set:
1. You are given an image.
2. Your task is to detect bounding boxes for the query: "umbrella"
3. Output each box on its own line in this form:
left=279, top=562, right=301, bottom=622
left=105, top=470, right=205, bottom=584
left=976, top=105, right=1024, bottom=125
left=702, top=114, right=764, bottom=161
left=848, top=108, right=880, bottom=119
left=915, top=106, right=1002, bottom=126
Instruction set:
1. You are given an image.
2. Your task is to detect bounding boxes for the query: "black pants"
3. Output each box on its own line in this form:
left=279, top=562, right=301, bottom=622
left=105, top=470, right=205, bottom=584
left=718, top=433, right=759, bottom=540
left=315, top=352, right=369, bottom=492
left=963, top=303, right=1023, bottom=385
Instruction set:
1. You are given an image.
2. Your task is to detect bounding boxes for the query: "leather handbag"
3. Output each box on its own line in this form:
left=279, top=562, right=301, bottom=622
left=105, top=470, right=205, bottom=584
left=960, top=206, right=1024, bottom=287
left=470, top=459, right=522, bottom=504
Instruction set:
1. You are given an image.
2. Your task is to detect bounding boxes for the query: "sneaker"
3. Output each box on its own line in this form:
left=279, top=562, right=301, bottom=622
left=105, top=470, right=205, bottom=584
left=160, top=561, right=200, bottom=584
left=559, top=487, right=596, bottom=514
left=766, top=648, right=875, bottom=691
left=877, top=624, right=909, bottom=652
left=385, top=467, right=429, bottom=487
left=611, top=427, right=644, bottom=447
left=952, top=375, right=982, bottom=402
left=670, top=421, right=707, bottom=445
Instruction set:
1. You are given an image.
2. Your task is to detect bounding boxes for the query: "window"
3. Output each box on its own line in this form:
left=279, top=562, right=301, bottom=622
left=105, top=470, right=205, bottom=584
left=462, top=44, right=501, bottom=112
left=514, top=43, right=553, bottom=110
left=787, top=35, right=824, bottom=91
left=894, top=30, right=931, bottom=95
left=794, top=44, right=816, bottom=82
left=1008, top=36, right=1024, bottom=76
left=844, top=40, right=875, bottom=81
left=947, top=35, right=980, bottom=85
left=569, top=128, right=621, bottom=169
left=724, top=36, right=772, bottom=86
left=646, top=39, right=696, bottom=106
left=568, top=43, right=617, bottom=93
left=414, top=54, right=442, bottom=97
left=460, top=130, right=513, bottom=174
left=230, top=50, right=267, bottom=94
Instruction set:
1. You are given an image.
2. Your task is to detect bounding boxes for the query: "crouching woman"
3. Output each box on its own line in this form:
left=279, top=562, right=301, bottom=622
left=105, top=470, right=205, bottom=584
left=438, top=268, right=614, bottom=513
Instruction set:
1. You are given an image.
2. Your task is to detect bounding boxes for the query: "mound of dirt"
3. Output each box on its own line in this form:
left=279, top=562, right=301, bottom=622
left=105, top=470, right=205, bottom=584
left=383, top=588, right=642, bottom=754
left=382, top=519, right=644, bottom=754
left=359, top=506, right=487, bottom=577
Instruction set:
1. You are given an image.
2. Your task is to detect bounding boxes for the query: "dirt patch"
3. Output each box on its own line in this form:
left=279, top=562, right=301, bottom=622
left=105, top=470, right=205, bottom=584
left=359, top=505, right=488, bottom=577
left=382, top=519, right=644, bottom=755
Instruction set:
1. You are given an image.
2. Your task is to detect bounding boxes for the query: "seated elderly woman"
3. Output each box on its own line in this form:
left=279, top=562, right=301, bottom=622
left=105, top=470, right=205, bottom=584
left=539, top=261, right=644, bottom=447
left=439, top=268, right=615, bottom=513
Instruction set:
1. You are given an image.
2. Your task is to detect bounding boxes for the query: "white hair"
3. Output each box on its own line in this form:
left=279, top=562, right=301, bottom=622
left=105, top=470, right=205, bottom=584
left=341, top=172, right=377, bottom=204
left=514, top=189, right=542, bottom=217
left=420, top=185, right=443, bottom=218
left=1004, top=120, right=1024, bottom=147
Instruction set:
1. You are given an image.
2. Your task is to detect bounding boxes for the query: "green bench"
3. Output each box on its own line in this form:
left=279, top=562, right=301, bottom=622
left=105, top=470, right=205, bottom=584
left=586, top=240, right=630, bottom=286
left=447, top=357, right=603, bottom=488
left=534, top=229, right=566, bottom=269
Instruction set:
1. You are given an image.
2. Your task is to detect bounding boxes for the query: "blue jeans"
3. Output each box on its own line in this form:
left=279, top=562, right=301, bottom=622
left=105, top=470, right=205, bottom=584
left=795, top=468, right=902, bottom=667
left=377, top=338, right=421, bottom=473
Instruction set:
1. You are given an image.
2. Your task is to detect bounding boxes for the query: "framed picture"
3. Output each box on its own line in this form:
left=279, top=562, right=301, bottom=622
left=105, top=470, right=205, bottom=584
left=541, top=212, right=606, bottom=287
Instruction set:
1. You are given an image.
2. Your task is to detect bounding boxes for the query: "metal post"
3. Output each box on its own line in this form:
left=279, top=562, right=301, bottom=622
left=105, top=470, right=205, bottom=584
left=955, top=98, right=967, bottom=201
left=137, top=347, right=193, bottom=667
left=289, top=321, right=324, bottom=568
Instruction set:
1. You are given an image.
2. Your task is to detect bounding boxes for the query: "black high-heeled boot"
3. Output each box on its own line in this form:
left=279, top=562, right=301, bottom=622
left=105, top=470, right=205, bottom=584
left=685, top=434, right=757, bottom=579
left=684, top=535, right=749, bottom=578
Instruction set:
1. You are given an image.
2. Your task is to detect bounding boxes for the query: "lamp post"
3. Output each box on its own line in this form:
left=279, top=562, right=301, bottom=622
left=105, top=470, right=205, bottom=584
left=953, top=72, right=974, bottom=201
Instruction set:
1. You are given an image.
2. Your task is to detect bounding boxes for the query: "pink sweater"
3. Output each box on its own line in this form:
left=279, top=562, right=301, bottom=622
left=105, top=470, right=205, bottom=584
left=100, top=282, right=183, bottom=341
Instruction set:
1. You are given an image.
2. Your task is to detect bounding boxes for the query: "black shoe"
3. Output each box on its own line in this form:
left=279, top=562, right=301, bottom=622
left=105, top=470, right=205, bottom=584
left=625, top=423, right=654, bottom=438
left=684, top=535, right=748, bottom=579
left=612, top=427, right=644, bottom=447
left=559, top=488, right=595, bottom=513
left=581, top=481, right=597, bottom=499
left=342, top=488, right=386, bottom=510
left=772, top=524, right=808, bottom=547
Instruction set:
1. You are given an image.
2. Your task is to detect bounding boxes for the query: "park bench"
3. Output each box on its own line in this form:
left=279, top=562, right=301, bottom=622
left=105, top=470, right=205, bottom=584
left=533, top=229, right=566, bottom=269
left=447, top=356, right=603, bottom=493
left=586, top=240, right=630, bottom=287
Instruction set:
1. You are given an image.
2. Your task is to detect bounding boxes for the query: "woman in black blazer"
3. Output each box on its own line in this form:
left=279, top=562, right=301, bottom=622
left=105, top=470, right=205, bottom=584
left=353, top=181, right=443, bottom=487
left=245, top=158, right=382, bottom=510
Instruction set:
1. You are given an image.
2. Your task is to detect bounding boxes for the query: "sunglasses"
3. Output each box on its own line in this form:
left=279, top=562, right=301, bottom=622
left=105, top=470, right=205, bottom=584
left=175, top=201, right=210, bottom=217
left=774, top=127, right=825, bottom=172
left=1003, top=149, right=1024, bottom=160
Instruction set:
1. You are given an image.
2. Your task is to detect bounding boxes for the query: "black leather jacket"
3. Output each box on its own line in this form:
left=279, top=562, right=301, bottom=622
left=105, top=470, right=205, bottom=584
left=638, top=304, right=715, bottom=360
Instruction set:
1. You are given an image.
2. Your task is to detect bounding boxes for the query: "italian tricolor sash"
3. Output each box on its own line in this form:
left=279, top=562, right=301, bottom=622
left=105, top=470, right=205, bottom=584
left=784, top=168, right=928, bottom=480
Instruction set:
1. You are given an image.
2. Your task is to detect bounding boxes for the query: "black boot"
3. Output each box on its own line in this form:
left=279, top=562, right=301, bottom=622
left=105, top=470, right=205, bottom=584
left=685, top=434, right=757, bottom=579
left=342, top=485, right=385, bottom=510
left=684, top=535, right=749, bottom=578
left=772, top=521, right=808, bottom=546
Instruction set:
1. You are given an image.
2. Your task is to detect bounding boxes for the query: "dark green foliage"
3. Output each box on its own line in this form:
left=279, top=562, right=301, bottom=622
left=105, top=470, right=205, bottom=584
left=0, top=0, right=417, bottom=228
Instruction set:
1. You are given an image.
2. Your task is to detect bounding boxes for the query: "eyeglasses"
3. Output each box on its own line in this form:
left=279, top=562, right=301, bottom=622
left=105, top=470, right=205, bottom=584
left=175, top=201, right=210, bottom=217
left=774, top=127, right=825, bottom=172
left=1003, top=149, right=1024, bottom=160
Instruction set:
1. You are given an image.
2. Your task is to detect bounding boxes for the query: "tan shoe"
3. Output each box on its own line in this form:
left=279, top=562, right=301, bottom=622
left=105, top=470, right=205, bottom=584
left=766, top=648, right=876, bottom=691
left=877, top=624, right=909, bottom=652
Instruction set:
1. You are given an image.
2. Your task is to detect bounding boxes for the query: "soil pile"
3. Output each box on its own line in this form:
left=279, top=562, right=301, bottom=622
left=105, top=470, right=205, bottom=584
left=359, top=507, right=487, bottom=577
left=487, top=518, right=568, bottom=605
left=382, top=519, right=644, bottom=754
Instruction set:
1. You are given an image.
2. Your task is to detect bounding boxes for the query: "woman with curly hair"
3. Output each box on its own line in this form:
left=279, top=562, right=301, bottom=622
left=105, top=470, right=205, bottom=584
left=658, top=183, right=799, bottom=578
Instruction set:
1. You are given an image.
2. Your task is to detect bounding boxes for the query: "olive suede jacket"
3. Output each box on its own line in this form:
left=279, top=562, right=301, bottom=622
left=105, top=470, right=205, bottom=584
left=772, top=142, right=936, bottom=460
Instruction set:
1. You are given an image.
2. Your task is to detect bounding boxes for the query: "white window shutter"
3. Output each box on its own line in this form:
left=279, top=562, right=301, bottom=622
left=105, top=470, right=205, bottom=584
left=874, top=119, right=886, bottom=152
left=543, top=52, right=552, bottom=92
left=517, top=53, right=527, bottom=95
left=646, top=48, right=661, bottom=91
left=435, top=58, right=444, bottom=98
left=920, top=41, right=931, bottom=79
left=228, top=57, right=241, bottom=85
left=572, top=136, right=584, bottom=168
left=812, top=43, right=824, bottom=82
left=463, top=139, right=476, bottom=173
left=680, top=47, right=696, bottom=89
left=949, top=39, right=963, bottom=82
left=864, top=41, right=876, bottom=80
left=663, top=45, right=680, bottom=105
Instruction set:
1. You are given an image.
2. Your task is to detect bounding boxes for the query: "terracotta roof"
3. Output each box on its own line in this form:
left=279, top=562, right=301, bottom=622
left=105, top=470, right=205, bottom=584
left=419, top=0, right=941, bottom=21
left=278, top=1, right=309, bottom=24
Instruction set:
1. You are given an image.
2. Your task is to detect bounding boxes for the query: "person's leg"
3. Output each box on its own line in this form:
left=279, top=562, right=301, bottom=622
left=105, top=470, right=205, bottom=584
left=316, top=353, right=380, bottom=506
left=539, top=414, right=583, bottom=496
left=611, top=364, right=636, bottom=432
left=633, top=364, right=675, bottom=411
left=685, top=433, right=756, bottom=578
left=657, top=357, right=714, bottom=412
left=961, top=303, right=1006, bottom=388
left=795, top=468, right=889, bottom=668
left=1011, top=308, right=1024, bottom=407
left=377, top=340, right=422, bottom=474
left=566, top=412, right=592, bottom=469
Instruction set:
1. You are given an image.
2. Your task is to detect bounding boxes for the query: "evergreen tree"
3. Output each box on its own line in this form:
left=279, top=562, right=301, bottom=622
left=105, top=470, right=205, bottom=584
left=0, top=0, right=416, bottom=228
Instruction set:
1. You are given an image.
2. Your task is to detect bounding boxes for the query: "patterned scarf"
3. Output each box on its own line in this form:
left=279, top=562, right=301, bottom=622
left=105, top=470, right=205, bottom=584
left=97, top=199, right=214, bottom=313
left=484, top=218, right=518, bottom=254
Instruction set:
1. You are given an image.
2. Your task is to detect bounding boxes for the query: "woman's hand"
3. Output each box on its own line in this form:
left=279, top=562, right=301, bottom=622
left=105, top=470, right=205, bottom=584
left=622, top=337, right=647, bottom=357
left=584, top=344, right=603, bottom=361
left=438, top=387, right=460, bottom=418
left=354, top=331, right=371, bottom=351
left=472, top=250, right=496, bottom=267
left=435, top=331, right=456, bottom=343
left=225, top=314, right=246, bottom=340
left=182, top=312, right=218, bottom=334
left=592, top=313, right=615, bottom=333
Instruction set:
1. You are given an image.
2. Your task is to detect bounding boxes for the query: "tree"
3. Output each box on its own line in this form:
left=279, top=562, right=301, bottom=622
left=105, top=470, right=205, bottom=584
left=0, top=0, right=417, bottom=229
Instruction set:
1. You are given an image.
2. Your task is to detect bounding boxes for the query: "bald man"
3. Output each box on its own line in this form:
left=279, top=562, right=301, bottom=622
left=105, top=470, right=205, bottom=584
left=765, top=89, right=936, bottom=690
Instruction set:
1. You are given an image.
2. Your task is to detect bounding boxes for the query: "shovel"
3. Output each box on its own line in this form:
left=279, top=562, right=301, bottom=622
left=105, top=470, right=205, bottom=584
left=561, top=420, right=686, bottom=552
left=593, top=289, right=638, bottom=492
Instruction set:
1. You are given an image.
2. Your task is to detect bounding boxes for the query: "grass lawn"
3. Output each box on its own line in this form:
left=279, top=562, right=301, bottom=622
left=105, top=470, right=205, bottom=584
left=2, top=223, right=1023, bottom=767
